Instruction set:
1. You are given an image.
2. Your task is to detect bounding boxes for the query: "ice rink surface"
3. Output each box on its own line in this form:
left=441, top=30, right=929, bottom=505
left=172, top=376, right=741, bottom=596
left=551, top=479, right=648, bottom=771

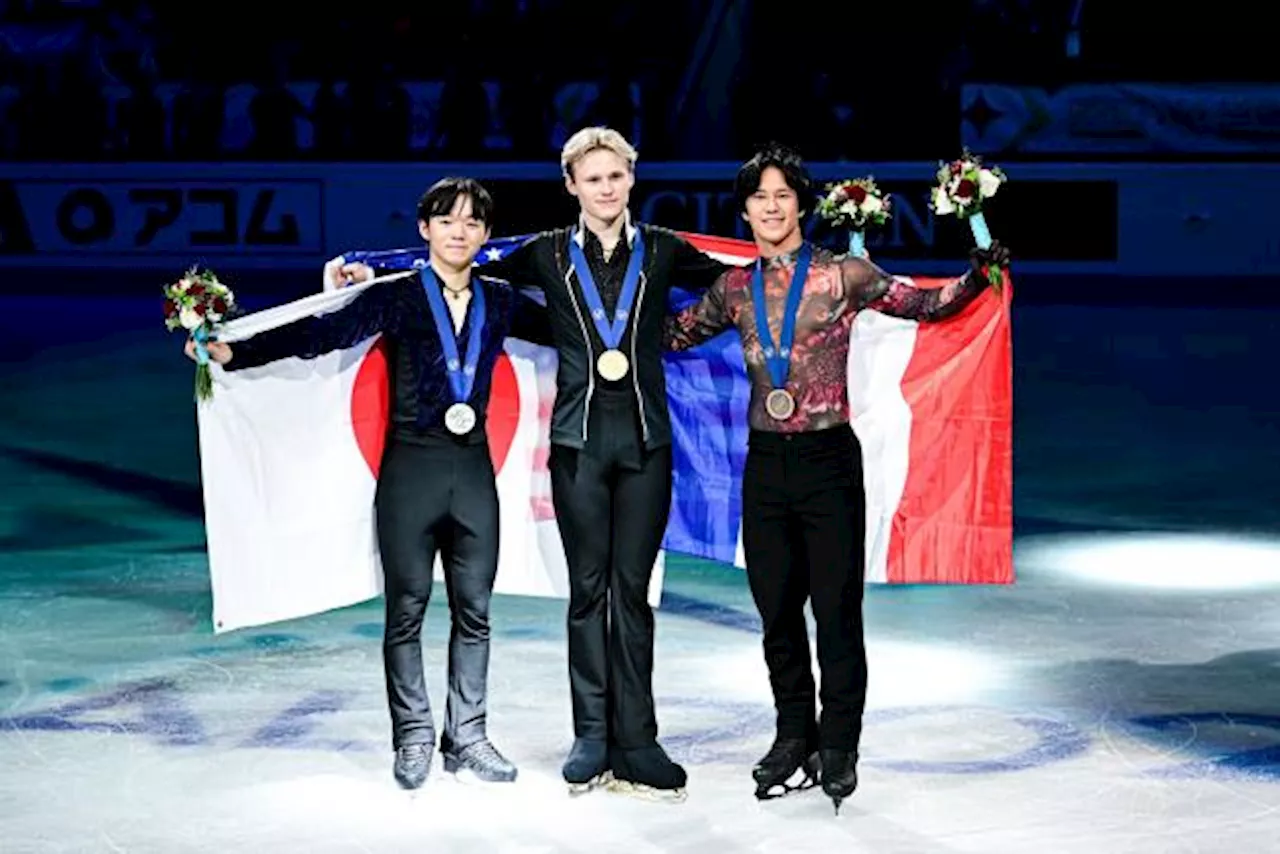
left=2, top=296, right=1279, bottom=853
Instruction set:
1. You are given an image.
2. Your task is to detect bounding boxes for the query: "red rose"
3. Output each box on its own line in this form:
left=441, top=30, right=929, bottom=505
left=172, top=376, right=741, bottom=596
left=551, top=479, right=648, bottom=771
left=189, top=283, right=205, bottom=297
left=163, top=298, right=175, bottom=316
left=194, top=303, right=207, bottom=316
left=955, top=178, right=976, bottom=198
left=844, top=183, right=867, bottom=204
left=212, top=298, right=228, bottom=314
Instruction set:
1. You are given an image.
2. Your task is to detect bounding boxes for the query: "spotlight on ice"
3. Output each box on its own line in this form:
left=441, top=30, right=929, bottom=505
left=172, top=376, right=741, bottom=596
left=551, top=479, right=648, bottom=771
left=865, top=641, right=1005, bottom=707
left=1018, top=532, right=1280, bottom=591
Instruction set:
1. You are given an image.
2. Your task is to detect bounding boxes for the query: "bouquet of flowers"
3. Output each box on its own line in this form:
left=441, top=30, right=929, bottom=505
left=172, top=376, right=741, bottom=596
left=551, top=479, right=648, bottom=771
left=163, top=266, right=236, bottom=402
left=815, top=177, right=891, bottom=258
left=931, top=151, right=1007, bottom=286
left=930, top=150, right=1006, bottom=243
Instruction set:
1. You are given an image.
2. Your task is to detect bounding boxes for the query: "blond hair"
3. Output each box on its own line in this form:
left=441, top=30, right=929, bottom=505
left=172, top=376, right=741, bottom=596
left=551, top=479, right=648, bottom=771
left=560, top=127, right=638, bottom=178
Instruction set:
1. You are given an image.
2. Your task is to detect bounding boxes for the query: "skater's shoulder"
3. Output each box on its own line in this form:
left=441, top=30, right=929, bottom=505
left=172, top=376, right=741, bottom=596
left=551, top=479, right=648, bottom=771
left=475, top=273, right=512, bottom=293
left=499, top=229, right=564, bottom=255
left=538, top=226, right=574, bottom=243
left=808, top=243, right=846, bottom=267
left=636, top=221, right=678, bottom=240
left=635, top=222, right=696, bottom=249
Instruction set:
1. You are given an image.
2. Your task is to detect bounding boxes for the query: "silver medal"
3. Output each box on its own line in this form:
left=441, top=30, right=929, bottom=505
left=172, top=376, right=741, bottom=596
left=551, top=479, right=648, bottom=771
left=444, top=402, right=477, bottom=435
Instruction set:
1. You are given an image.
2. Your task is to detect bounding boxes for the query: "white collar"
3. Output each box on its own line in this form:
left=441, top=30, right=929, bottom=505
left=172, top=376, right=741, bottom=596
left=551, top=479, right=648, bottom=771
left=573, top=210, right=636, bottom=248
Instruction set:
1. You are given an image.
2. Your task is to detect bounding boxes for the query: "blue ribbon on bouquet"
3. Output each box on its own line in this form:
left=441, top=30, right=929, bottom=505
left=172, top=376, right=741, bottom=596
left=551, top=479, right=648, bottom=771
left=968, top=211, right=993, bottom=250
left=963, top=210, right=1005, bottom=288
left=193, top=326, right=209, bottom=365
left=848, top=231, right=866, bottom=258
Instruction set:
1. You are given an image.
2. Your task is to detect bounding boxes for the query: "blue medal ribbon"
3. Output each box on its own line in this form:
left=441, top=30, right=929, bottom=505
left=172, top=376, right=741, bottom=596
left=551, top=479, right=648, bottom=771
left=419, top=267, right=486, bottom=405
left=750, top=243, right=812, bottom=390
left=567, top=229, right=646, bottom=350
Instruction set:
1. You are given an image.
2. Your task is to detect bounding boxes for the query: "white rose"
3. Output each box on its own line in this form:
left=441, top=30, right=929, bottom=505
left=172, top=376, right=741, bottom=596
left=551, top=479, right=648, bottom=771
left=179, top=307, right=203, bottom=330
left=840, top=200, right=858, bottom=216
left=860, top=195, right=883, bottom=213
left=978, top=168, right=1003, bottom=198
left=932, top=187, right=954, bottom=216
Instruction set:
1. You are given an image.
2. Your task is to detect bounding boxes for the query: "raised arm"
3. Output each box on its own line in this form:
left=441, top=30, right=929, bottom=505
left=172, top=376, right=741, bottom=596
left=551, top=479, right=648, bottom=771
left=664, top=270, right=735, bottom=352
left=670, top=234, right=731, bottom=293
left=846, top=242, right=1010, bottom=322
left=225, top=279, right=401, bottom=371
left=505, top=285, right=555, bottom=347
left=481, top=234, right=545, bottom=291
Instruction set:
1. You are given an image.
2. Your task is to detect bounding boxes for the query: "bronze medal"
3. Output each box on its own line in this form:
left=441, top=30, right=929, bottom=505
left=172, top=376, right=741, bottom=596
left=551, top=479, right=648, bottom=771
left=765, top=388, right=796, bottom=421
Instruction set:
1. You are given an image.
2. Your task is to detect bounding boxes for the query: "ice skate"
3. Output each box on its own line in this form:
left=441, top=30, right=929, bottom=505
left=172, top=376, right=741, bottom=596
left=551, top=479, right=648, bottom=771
left=752, top=737, right=821, bottom=800
left=605, top=744, right=688, bottom=803
left=393, top=743, right=432, bottom=790
left=442, top=737, right=518, bottom=782
left=562, top=738, right=611, bottom=795
left=820, top=749, right=858, bottom=814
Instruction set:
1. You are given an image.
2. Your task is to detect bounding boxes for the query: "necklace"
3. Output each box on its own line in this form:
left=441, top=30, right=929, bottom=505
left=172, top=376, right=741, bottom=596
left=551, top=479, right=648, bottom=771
left=442, top=284, right=470, bottom=302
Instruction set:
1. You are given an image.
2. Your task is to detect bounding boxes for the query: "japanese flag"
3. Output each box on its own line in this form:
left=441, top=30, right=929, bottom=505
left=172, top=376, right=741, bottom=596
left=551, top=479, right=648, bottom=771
left=195, top=233, right=1012, bottom=634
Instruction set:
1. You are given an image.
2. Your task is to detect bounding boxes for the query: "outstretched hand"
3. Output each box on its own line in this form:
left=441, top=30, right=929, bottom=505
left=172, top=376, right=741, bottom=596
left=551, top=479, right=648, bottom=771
left=970, top=240, right=1010, bottom=272
left=185, top=337, right=232, bottom=365
left=970, top=240, right=1011, bottom=293
left=323, top=257, right=375, bottom=290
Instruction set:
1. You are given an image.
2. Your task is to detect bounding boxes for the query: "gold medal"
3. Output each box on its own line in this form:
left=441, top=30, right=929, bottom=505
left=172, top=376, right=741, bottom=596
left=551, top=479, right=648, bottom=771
left=596, top=349, right=630, bottom=381
left=765, top=388, right=796, bottom=421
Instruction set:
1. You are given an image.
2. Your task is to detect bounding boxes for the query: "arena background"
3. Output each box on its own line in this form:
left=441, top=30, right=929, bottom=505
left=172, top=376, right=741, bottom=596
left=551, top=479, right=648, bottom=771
left=2, top=3, right=1279, bottom=852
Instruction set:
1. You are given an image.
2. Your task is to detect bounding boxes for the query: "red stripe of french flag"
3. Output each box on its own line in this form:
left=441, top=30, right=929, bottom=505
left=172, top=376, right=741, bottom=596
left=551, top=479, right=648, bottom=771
left=680, top=233, right=1013, bottom=585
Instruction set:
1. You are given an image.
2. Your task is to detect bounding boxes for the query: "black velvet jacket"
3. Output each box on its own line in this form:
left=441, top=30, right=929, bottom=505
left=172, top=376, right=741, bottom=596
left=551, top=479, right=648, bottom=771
left=225, top=272, right=551, bottom=445
left=485, top=221, right=727, bottom=451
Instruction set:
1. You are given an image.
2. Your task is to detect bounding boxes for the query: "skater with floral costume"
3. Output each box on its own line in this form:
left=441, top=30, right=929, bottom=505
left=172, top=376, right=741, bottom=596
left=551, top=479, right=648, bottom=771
left=665, top=143, right=1011, bottom=812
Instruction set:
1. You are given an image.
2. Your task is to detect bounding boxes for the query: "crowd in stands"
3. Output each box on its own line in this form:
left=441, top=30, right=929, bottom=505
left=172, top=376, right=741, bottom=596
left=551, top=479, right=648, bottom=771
left=0, top=0, right=1272, bottom=162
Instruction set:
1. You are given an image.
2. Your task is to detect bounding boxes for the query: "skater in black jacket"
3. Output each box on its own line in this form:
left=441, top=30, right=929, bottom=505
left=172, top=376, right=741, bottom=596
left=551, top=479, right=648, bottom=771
left=328, top=128, right=727, bottom=800
left=194, top=179, right=550, bottom=791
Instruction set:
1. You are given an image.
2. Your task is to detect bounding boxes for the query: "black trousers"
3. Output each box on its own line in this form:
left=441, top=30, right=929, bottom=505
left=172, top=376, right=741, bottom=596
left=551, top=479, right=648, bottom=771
left=549, top=391, right=672, bottom=749
left=741, top=424, right=868, bottom=752
left=375, top=437, right=499, bottom=750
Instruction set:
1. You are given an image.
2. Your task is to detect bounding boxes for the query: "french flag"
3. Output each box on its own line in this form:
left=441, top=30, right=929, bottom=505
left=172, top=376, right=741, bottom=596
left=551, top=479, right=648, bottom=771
left=664, top=234, right=1012, bottom=586
left=196, top=233, right=1011, bottom=633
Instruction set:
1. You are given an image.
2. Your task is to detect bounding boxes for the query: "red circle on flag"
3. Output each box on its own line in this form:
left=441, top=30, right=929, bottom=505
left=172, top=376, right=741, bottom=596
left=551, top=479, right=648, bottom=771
left=351, top=339, right=520, bottom=478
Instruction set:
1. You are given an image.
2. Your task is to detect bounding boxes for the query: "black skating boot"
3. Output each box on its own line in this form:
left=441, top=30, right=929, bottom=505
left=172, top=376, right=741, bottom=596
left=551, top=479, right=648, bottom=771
left=562, top=738, right=610, bottom=794
left=442, top=737, right=518, bottom=782
left=607, top=744, right=687, bottom=802
left=752, top=737, right=821, bottom=800
left=393, top=743, right=432, bottom=790
left=820, top=749, right=858, bottom=814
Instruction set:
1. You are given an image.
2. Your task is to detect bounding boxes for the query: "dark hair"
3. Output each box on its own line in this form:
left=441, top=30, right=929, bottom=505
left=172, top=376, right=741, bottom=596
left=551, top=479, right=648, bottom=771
left=416, top=177, right=494, bottom=225
left=733, top=143, right=814, bottom=215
